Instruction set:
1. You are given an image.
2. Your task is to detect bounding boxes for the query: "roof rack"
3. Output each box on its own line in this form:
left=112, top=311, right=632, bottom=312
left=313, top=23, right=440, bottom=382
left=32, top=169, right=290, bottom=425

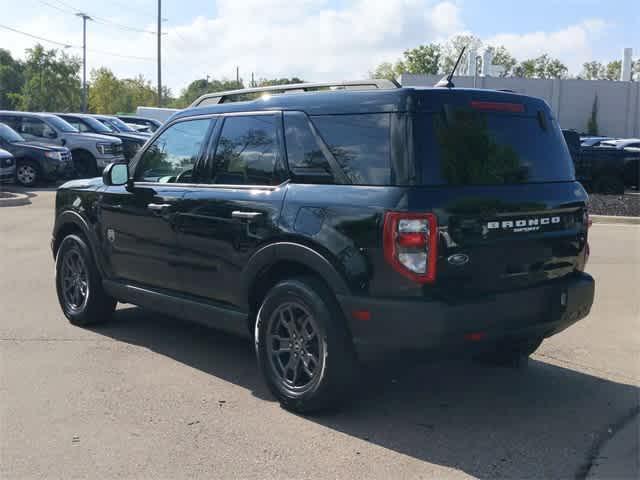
left=189, top=79, right=400, bottom=108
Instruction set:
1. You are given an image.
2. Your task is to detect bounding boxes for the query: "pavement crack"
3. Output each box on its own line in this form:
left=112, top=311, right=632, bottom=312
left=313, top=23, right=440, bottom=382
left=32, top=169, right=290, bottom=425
left=574, top=404, right=640, bottom=480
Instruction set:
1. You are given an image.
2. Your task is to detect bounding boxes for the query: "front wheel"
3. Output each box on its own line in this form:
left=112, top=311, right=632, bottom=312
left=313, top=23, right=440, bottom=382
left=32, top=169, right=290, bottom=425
left=55, top=234, right=116, bottom=326
left=72, top=151, right=98, bottom=178
left=16, top=160, right=39, bottom=187
left=255, top=276, right=358, bottom=413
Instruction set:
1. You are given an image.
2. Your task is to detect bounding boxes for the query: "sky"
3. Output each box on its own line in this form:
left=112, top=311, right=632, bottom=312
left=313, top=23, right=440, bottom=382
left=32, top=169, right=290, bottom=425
left=0, top=0, right=638, bottom=95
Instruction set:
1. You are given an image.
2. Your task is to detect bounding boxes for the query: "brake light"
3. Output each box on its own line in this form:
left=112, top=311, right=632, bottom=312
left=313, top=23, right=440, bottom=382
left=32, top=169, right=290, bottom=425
left=470, top=100, right=524, bottom=113
left=383, top=212, right=438, bottom=284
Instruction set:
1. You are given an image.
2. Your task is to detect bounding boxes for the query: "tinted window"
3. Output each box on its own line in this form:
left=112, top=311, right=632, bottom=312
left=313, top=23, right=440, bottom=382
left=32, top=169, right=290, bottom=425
left=0, top=123, right=24, bottom=143
left=415, top=109, right=574, bottom=185
left=63, top=118, right=89, bottom=133
left=0, top=116, right=20, bottom=131
left=284, top=111, right=332, bottom=179
left=212, top=115, right=284, bottom=185
left=46, top=116, right=77, bottom=133
left=21, top=117, right=57, bottom=139
left=311, top=114, right=391, bottom=185
left=135, top=118, right=212, bottom=183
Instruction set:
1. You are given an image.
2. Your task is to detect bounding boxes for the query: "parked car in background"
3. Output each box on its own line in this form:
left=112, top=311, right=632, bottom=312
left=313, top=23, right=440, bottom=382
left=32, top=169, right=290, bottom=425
left=116, top=115, right=163, bottom=133
left=90, top=114, right=151, bottom=138
left=0, top=111, right=124, bottom=178
left=0, top=148, right=16, bottom=184
left=57, top=113, right=148, bottom=161
left=600, top=138, right=640, bottom=150
left=0, top=122, right=73, bottom=187
left=580, top=136, right=614, bottom=147
left=563, top=129, right=627, bottom=194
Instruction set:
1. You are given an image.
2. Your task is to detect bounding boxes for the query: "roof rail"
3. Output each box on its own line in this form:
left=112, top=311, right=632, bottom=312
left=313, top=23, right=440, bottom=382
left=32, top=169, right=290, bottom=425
left=189, top=79, right=399, bottom=108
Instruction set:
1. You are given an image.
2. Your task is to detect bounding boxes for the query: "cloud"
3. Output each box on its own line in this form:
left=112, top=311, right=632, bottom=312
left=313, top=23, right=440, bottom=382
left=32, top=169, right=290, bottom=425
left=0, top=1, right=612, bottom=96
left=485, top=19, right=609, bottom=72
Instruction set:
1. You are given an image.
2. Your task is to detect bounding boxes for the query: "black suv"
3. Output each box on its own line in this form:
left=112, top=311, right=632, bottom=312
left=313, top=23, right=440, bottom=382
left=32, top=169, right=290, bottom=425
left=52, top=82, right=595, bottom=412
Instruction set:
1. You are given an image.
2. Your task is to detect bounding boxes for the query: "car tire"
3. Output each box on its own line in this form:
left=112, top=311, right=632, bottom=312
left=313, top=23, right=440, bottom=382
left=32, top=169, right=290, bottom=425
left=55, top=234, right=116, bottom=326
left=475, top=337, right=543, bottom=368
left=15, top=160, right=39, bottom=187
left=255, top=276, right=358, bottom=413
left=72, top=151, right=98, bottom=178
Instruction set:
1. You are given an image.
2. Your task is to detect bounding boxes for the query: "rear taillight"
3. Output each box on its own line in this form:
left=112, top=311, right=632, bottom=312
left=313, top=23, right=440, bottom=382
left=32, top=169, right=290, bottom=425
left=383, top=212, right=438, bottom=284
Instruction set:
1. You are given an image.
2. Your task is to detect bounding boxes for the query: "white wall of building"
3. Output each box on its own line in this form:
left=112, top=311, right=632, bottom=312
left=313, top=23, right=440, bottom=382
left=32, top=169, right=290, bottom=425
left=400, top=74, right=640, bottom=138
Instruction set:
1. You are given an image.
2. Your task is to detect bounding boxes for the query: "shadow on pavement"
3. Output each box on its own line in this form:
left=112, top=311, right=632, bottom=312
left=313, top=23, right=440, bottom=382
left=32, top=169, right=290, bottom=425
left=92, top=306, right=639, bottom=479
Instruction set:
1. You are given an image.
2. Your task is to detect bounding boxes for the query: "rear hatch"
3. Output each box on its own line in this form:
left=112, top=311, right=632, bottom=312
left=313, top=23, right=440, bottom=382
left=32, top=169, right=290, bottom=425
left=406, top=89, right=588, bottom=296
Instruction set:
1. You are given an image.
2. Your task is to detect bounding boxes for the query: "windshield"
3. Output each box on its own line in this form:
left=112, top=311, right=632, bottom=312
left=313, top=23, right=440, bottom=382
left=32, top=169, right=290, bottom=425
left=414, top=109, right=575, bottom=185
left=0, top=123, right=25, bottom=143
left=46, top=115, right=78, bottom=133
left=107, top=117, right=136, bottom=132
left=82, top=116, right=114, bottom=133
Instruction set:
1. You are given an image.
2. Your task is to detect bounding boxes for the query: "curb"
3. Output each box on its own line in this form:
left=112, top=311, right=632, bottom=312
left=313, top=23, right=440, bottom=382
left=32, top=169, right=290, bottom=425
left=590, top=214, right=640, bottom=225
left=0, top=191, right=31, bottom=207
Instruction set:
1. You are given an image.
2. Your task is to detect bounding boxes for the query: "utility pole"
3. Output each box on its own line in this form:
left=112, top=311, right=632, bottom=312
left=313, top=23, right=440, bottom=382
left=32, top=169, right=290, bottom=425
left=157, top=0, right=162, bottom=106
left=236, top=66, right=240, bottom=86
left=76, top=13, right=91, bottom=113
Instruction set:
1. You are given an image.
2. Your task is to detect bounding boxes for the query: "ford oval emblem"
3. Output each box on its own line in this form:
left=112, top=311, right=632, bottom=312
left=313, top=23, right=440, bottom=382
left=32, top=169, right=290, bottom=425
left=447, top=253, right=469, bottom=266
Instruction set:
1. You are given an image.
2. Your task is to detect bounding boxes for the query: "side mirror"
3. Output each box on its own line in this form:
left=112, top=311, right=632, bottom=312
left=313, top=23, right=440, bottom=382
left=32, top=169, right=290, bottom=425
left=61, top=138, right=67, bottom=146
left=103, top=162, right=130, bottom=187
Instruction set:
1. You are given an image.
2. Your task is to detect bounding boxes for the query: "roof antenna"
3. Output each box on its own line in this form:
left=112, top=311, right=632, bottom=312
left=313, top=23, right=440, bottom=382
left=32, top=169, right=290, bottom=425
left=435, top=46, right=466, bottom=88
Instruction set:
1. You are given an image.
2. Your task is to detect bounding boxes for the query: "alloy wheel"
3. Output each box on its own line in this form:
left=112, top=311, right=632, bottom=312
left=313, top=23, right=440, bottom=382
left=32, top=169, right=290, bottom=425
left=16, top=165, right=36, bottom=186
left=60, top=248, right=89, bottom=312
left=266, top=301, right=324, bottom=394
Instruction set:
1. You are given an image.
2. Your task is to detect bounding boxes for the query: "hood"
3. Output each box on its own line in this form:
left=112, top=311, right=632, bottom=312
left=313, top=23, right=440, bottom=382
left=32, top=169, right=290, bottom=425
left=58, top=176, right=104, bottom=190
left=108, top=132, right=149, bottom=143
left=66, top=132, right=122, bottom=143
left=14, top=141, right=70, bottom=153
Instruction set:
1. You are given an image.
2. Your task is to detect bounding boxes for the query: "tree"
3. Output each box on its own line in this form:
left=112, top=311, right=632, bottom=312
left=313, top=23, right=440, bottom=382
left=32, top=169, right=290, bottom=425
left=605, top=60, right=621, bottom=81
left=88, top=68, right=124, bottom=113
left=370, top=61, right=399, bottom=81
left=14, top=44, right=81, bottom=112
left=582, top=61, right=605, bottom=80
left=491, top=46, right=517, bottom=77
left=587, top=95, right=598, bottom=135
left=401, top=44, right=441, bottom=75
left=256, top=77, right=303, bottom=87
left=0, top=49, right=23, bottom=109
left=514, top=54, right=567, bottom=79
left=440, top=35, right=483, bottom=76
left=172, top=78, right=244, bottom=108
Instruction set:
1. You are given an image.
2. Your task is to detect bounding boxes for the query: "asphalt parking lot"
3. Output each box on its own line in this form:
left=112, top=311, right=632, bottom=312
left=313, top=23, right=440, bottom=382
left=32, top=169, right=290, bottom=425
left=1, top=188, right=638, bottom=479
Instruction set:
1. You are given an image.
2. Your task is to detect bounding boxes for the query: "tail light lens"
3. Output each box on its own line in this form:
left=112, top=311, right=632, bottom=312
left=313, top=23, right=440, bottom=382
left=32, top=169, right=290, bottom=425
left=383, top=212, right=438, bottom=283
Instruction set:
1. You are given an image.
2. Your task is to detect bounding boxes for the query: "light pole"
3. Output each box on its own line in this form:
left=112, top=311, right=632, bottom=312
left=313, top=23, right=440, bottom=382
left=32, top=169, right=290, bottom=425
left=157, top=0, right=162, bottom=106
left=76, top=13, right=91, bottom=112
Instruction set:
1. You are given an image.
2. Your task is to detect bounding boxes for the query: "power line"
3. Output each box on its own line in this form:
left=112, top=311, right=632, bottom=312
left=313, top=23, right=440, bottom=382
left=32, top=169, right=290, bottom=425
left=39, top=0, right=158, bottom=35
left=0, top=23, right=155, bottom=61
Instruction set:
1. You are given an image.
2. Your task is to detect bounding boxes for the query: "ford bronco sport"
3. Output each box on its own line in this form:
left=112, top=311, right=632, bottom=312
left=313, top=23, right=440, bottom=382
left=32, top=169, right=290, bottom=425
left=51, top=81, right=595, bottom=412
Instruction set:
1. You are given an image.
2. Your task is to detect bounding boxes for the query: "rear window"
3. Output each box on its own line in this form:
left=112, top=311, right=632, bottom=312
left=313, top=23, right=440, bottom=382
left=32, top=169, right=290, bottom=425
left=415, top=108, right=575, bottom=185
left=311, top=114, right=391, bottom=185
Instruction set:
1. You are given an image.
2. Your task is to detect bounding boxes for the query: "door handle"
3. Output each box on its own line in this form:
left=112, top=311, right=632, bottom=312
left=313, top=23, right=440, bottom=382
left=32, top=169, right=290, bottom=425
left=147, top=203, right=171, bottom=212
left=231, top=211, right=262, bottom=220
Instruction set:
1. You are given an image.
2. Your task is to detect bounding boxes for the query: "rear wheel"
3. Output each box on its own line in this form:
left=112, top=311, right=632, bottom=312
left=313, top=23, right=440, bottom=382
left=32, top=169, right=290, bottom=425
left=255, top=276, right=358, bottom=413
left=475, top=337, right=543, bottom=367
left=55, top=234, right=116, bottom=326
left=16, top=160, right=39, bottom=187
left=72, top=151, right=98, bottom=178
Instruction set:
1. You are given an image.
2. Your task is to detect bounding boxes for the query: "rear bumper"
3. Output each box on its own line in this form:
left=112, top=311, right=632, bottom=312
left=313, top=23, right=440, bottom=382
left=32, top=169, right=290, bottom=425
left=338, top=272, right=594, bottom=354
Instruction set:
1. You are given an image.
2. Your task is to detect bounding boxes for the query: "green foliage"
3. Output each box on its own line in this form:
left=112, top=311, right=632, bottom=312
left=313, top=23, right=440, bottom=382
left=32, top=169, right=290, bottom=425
left=587, top=95, right=598, bottom=135
left=255, top=77, right=304, bottom=87
left=402, top=44, right=441, bottom=74
left=605, top=60, right=621, bottom=81
left=0, top=49, right=24, bottom=109
left=581, top=61, right=605, bottom=80
left=171, top=78, right=244, bottom=108
left=491, top=46, right=517, bottom=77
left=514, top=54, right=567, bottom=79
left=13, top=44, right=82, bottom=112
left=88, top=68, right=158, bottom=114
left=441, top=35, right=483, bottom=76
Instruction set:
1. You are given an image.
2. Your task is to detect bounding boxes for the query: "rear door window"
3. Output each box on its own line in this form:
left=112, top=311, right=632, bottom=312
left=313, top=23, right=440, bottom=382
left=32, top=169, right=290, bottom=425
left=284, top=111, right=334, bottom=182
left=415, top=108, right=574, bottom=185
left=211, top=114, right=285, bottom=186
left=310, top=114, right=391, bottom=185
